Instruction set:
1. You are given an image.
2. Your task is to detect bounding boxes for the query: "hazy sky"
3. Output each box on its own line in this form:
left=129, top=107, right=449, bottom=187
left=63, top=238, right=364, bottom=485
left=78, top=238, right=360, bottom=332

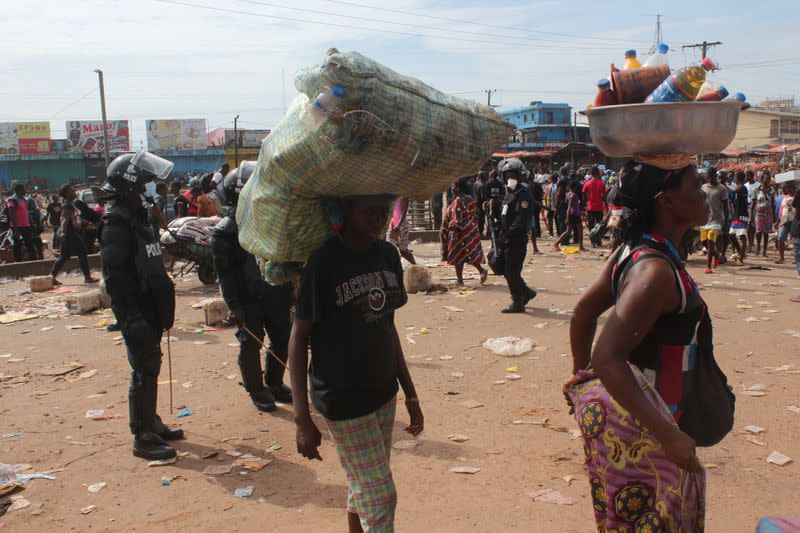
left=3, top=0, right=799, bottom=148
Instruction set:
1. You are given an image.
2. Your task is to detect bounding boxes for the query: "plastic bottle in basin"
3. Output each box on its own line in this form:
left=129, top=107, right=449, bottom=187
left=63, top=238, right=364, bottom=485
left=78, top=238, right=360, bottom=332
left=593, top=78, right=618, bottom=107
left=642, top=43, right=670, bottom=68
left=645, top=57, right=714, bottom=103
left=696, top=82, right=729, bottom=101
left=623, top=50, right=641, bottom=70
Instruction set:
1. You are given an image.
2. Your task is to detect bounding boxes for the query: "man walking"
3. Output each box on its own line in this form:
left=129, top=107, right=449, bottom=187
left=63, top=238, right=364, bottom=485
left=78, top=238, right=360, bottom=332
left=6, top=184, right=36, bottom=262
left=582, top=166, right=606, bottom=247
left=700, top=167, right=729, bottom=274
left=498, top=158, right=536, bottom=313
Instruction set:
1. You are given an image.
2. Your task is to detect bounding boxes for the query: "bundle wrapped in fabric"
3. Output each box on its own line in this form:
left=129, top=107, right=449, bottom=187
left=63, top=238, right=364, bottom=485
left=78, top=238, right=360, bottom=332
left=237, top=48, right=511, bottom=283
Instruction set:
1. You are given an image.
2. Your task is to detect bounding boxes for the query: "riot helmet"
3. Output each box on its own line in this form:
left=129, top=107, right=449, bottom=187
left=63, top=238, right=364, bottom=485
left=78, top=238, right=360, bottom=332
left=106, top=150, right=174, bottom=196
left=498, top=157, right=530, bottom=181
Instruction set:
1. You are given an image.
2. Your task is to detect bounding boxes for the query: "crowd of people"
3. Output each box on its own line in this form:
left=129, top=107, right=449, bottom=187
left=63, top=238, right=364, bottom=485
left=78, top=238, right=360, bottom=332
left=4, top=147, right=799, bottom=532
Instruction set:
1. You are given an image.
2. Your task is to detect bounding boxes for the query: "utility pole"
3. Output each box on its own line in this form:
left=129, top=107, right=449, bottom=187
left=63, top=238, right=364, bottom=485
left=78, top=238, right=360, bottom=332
left=484, top=89, right=498, bottom=107
left=648, top=14, right=663, bottom=55
left=94, top=69, right=111, bottom=170
left=681, top=40, right=722, bottom=59
left=233, top=114, right=240, bottom=167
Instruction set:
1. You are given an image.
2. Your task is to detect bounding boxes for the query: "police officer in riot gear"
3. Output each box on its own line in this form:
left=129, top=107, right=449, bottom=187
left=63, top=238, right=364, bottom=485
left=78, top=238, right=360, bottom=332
left=98, top=150, right=183, bottom=461
left=211, top=161, right=293, bottom=413
left=498, top=158, right=537, bottom=313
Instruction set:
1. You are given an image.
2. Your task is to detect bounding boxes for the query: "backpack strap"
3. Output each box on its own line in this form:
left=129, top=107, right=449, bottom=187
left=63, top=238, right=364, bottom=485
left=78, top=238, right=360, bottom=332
left=612, top=242, right=688, bottom=314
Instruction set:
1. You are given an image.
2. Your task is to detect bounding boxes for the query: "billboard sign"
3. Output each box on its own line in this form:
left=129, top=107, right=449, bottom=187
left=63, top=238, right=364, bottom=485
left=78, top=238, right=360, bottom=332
left=226, top=129, right=270, bottom=148
left=66, top=120, right=130, bottom=153
left=146, top=119, right=207, bottom=151
left=0, top=122, right=51, bottom=155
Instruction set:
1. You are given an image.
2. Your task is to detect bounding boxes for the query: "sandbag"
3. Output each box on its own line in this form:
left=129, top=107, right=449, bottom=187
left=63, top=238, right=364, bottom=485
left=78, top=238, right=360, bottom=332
left=237, top=48, right=510, bottom=278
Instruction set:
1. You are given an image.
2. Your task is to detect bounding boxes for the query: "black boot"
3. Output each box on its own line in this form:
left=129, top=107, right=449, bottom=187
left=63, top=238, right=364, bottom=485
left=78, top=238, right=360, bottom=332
left=153, top=414, right=184, bottom=441
left=239, top=348, right=276, bottom=412
left=268, top=384, right=293, bottom=404
left=523, top=287, right=537, bottom=306
left=266, top=351, right=292, bottom=404
left=501, top=304, right=526, bottom=314
left=250, top=388, right=277, bottom=412
left=130, top=374, right=176, bottom=460
left=134, top=432, right=177, bottom=461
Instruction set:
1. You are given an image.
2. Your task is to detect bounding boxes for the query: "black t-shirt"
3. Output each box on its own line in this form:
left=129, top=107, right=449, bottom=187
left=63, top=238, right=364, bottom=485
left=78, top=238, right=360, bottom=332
left=174, top=194, right=189, bottom=216
left=734, top=185, right=749, bottom=221
left=296, top=237, right=407, bottom=421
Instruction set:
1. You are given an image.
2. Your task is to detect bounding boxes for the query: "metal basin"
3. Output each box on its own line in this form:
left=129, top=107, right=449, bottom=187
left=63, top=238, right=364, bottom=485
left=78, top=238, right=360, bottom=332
left=582, top=101, right=747, bottom=157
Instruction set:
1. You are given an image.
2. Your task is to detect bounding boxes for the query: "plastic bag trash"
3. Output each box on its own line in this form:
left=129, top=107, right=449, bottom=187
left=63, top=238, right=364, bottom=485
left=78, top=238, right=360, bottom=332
left=439, top=355, right=454, bottom=361
left=767, top=451, right=793, bottom=466
left=234, top=486, right=254, bottom=498
left=483, top=337, right=535, bottom=357
left=448, top=435, right=470, bottom=443
left=743, top=425, right=766, bottom=434
left=458, top=400, right=484, bottom=409
left=87, top=482, right=106, bottom=493
left=176, top=407, right=192, bottom=418
left=506, top=374, right=522, bottom=381
left=80, top=504, right=97, bottom=515
left=9, top=497, right=31, bottom=511
left=788, top=405, right=800, bottom=414
left=148, top=458, right=176, bottom=467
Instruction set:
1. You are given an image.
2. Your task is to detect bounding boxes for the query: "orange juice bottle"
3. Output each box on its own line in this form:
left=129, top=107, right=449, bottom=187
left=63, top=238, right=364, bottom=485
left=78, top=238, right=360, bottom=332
left=623, top=50, right=641, bottom=70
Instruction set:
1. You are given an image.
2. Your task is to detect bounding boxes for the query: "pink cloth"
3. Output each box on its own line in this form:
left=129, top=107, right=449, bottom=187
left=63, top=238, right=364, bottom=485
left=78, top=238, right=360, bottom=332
left=568, top=364, right=706, bottom=532
left=389, top=197, right=408, bottom=230
left=7, top=196, right=30, bottom=227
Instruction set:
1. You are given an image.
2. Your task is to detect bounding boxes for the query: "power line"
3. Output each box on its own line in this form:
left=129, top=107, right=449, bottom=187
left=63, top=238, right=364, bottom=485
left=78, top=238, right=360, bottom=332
left=51, top=87, right=97, bottom=117
left=318, top=0, right=687, bottom=46
left=155, top=0, right=645, bottom=52
left=231, top=0, right=623, bottom=50
left=681, top=40, right=722, bottom=59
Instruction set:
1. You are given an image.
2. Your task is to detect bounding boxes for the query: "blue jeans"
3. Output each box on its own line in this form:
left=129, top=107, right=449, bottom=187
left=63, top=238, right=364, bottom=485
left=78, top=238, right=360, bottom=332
left=794, top=236, right=800, bottom=276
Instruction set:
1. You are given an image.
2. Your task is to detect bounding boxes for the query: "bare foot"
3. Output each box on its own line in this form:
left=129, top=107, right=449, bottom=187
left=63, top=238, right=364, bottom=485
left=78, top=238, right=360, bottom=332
left=480, top=269, right=488, bottom=285
left=552, top=244, right=561, bottom=252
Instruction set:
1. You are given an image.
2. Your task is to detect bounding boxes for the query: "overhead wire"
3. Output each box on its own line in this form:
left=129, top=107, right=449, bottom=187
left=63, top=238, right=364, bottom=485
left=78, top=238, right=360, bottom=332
left=231, top=0, right=624, bottom=50
left=51, top=87, right=97, bottom=117
left=316, top=0, right=690, bottom=46
left=154, top=0, right=627, bottom=53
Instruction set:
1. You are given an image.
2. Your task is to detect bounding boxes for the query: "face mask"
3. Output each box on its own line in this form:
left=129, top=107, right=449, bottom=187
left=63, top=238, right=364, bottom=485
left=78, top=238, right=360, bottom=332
left=144, top=181, right=157, bottom=198
left=507, top=179, right=518, bottom=190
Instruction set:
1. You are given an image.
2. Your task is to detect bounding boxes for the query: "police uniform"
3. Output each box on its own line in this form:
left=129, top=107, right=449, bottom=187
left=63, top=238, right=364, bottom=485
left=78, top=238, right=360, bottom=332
left=99, top=201, right=181, bottom=458
left=485, top=176, right=506, bottom=236
left=211, top=216, right=293, bottom=410
left=500, top=185, right=536, bottom=311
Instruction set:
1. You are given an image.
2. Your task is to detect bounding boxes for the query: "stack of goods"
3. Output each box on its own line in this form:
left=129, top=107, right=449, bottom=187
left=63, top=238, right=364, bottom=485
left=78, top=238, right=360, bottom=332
left=584, top=46, right=749, bottom=160
left=591, top=45, right=746, bottom=108
left=237, top=48, right=511, bottom=283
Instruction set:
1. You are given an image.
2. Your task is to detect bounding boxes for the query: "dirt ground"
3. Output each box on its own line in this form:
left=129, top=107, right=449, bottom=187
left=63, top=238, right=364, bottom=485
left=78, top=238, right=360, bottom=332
left=1, top=238, right=799, bottom=532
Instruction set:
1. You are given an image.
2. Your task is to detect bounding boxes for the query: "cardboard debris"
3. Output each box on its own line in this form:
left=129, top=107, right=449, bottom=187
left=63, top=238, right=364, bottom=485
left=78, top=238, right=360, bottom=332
left=528, top=488, right=576, bottom=505
left=450, top=466, right=480, bottom=474
left=233, top=458, right=273, bottom=472
left=203, top=464, right=233, bottom=476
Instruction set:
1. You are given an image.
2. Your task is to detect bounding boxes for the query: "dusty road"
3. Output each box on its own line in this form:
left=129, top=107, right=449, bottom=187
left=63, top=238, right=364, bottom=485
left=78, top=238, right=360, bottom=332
left=1, top=240, right=799, bottom=532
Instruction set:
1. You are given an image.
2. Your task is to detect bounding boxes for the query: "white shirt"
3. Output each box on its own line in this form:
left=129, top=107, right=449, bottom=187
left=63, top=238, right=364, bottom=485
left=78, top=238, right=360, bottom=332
left=212, top=171, right=224, bottom=192
left=745, top=182, right=759, bottom=203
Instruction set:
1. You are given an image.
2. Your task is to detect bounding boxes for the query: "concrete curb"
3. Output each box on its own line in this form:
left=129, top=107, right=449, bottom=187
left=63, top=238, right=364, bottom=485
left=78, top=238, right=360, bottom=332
left=0, top=254, right=102, bottom=279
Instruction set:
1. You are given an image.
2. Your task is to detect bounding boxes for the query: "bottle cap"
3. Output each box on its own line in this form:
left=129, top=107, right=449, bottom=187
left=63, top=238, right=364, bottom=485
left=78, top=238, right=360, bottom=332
left=330, top=85, right=345, bottom=98
left=597, top=78, right=611, bottom=90
left=717, top=86, right=729, bottom=99
left=625, top=49, right=637, bottom=58
left=700, top=57, right=715, bottom=71
left=733, top=92, right=746, bottom=102
left=657, top=43, right=669, bottom=54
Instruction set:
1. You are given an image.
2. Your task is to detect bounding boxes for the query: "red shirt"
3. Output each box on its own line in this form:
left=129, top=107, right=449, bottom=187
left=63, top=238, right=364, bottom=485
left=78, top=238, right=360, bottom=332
left=582, top=178, right=606, bottom=213
left=182, top=189, right=198, bottom=216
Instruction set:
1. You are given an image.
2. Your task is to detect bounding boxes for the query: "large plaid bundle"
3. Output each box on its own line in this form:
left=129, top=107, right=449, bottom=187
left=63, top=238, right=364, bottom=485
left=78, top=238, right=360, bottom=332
left=237, top=48, right=510, bottom=281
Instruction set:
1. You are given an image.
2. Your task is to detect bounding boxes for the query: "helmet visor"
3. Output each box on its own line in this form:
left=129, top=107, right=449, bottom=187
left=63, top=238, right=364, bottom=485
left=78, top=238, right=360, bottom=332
left=130, top=150, right=174, bottom=180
